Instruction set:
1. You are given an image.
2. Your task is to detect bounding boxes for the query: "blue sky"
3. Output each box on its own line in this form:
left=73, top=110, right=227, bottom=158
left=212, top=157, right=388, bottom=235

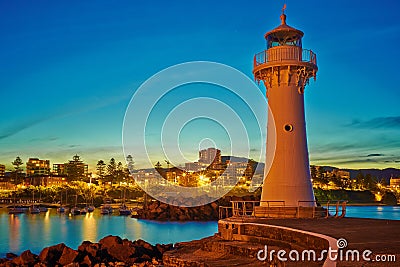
left=1, top=0, right=400, bottom=171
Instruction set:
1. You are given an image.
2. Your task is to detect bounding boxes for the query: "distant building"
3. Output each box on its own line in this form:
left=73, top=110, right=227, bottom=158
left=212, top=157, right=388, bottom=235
left=53, top=163, right=66, bottom=175
left=185, top=162, right=202, bottom=172
left=0, top=164, right=5, bottom=177
left=184, top=162, right=209, bottom=172
left=53, top=155, right=88, bottom=181
left=327, top=169, right=350, bottom=179
left=390, top=177, right=400, bottom=188
left=26, top=158, right=50, bottom=176
left=26, top=176, right=68, bottom=187
left=199, top=148, right=221, bottom=165
left=0, top=181, right=15, bottom=190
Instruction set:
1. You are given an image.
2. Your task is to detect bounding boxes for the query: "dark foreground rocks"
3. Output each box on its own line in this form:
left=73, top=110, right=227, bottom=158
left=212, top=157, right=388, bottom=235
left=0, top=235, right=173, bottom=267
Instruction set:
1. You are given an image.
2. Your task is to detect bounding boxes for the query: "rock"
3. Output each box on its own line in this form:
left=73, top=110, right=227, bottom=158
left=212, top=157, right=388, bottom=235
left=79, top=255, right=92, bottom=266
left=107, top=243, right=136, bottom=263
left=134, top=239, right=153, bottom=251
left=0, top=262, right=15, bottom=267
left=39, top=243, right=66, bottom=265
left=99, top=235, right=123, bottom=249
left=79, top=241, right=101, bottom=258
left=58, top=246, right=79, bottom=266
left=5, top=253, right=17, bottom=260
left=140, top=254, right=151, bottom=261
left=2, top=236, right=171, bottom=267
left=156, top=243, right=173, bottom=255
left=78, top=240, right=93, bottom=252
left=152, top=257, right=160, bottom=265
left=11, top=250, right=37, bottom=266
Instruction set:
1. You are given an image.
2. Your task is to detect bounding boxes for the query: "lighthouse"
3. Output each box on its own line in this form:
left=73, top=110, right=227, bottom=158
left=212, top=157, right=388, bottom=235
left=253, top=8, right=318, bottom=207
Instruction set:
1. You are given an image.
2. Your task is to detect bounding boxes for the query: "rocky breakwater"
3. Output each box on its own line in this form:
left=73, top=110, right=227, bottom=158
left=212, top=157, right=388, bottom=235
left=0, top=235, right=173, bottom=267
left=138, top=195, right=259, bottom=221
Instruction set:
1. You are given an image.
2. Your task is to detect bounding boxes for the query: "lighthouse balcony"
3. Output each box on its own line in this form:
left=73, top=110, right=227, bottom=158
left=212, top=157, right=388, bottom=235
left=254, top=46, right=317, bottom=68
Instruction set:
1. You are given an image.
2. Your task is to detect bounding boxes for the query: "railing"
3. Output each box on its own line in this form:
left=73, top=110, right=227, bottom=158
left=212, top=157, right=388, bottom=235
left=224, top=200, right=345, bottom=219
left=219, top=206, right=232, bottom=219
left=297, top=200, right=331, bottom=218
left=254, top=46, right=317, bottom=66
left=230, top=200, right=286, bottom=218
left=325, top=200, right=348, bottom=218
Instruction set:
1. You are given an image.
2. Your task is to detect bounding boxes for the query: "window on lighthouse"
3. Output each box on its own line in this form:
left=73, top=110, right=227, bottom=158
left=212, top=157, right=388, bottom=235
left=267, top=35, right=302, bottom=48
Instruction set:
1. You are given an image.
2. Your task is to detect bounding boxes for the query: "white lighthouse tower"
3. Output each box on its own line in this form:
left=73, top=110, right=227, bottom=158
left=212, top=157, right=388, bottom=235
left=253, top=8, right=318, bottom=207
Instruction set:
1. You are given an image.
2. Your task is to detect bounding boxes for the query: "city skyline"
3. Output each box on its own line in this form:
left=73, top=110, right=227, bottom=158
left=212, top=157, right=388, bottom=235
left=1, top=1, right=400, bottom=170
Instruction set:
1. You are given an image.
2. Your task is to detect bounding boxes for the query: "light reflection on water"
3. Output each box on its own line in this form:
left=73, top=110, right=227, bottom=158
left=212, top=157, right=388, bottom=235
left=0, top=208, right=218, bottom=257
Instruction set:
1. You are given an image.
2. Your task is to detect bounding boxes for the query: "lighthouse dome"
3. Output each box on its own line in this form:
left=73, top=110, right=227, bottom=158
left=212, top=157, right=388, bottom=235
left=265, top=14, right=304, bottom=49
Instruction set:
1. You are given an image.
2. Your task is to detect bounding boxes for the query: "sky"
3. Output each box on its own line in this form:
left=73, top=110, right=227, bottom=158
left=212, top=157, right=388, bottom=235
left=1, top=0, right=400, bottom=172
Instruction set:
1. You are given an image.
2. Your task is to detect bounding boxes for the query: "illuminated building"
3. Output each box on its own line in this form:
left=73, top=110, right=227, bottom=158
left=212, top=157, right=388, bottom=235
left=26, top=158, right=50, bottom=176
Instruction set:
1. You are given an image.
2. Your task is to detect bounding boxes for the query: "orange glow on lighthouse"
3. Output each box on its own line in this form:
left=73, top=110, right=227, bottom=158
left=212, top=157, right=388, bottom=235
left=253, top=8, right=318, bottom=207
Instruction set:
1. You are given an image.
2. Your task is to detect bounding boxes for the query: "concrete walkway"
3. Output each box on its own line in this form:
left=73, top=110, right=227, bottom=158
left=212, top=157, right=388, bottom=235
left=224, top=217, right=399, bottom=266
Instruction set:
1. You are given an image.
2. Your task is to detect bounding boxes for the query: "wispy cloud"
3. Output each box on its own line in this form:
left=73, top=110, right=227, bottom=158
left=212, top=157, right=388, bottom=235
left=348, top=116, right=400, bottom=129
left=0, top=93, right=130, bottom=141
left=0, top=117, right=51, bottom=140
left=366, top=153, right=384, bottom=157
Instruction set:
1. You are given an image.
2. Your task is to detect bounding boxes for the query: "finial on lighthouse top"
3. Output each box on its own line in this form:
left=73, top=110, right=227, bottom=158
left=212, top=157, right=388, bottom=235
left=280, top=4, right=287, bottom=25
left=264, top=4, right=304, bottom=45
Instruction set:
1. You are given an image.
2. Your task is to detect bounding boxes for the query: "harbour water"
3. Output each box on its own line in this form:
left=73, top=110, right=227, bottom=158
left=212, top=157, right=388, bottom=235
left=0, top=205, right=399, bottom=257
left=0, top=208, right=217, bottom=258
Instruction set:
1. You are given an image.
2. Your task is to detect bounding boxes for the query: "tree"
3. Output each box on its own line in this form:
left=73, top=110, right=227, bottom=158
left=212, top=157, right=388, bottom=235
left=116, top=161, right=124, bottom=183
left=96, top=160, right=106, bottom=179
left=12, top=156, right=24, bottom=185
left=382, top=192, right=397, bottom=205
left=126, top=155, right=134, bottom=172
left=364, top=174, right=375, bottom=190
left=107, top=158, right=116, bottom=184
left=310, top=165, right=317, bottom=180
left=356, top=171, right=365, bottom=190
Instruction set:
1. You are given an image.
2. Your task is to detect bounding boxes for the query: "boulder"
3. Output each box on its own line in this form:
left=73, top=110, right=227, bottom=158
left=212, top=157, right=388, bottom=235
left=5, top=253, right=17, bottom=260
left=79, top=255, right=92, bottom=266
left=99, top=235, right=123, bottom=249
left=58, top=246, right=79, bottom=266
left=107, top=243, right=136, bottom=263
left=78, top=241, right=93, bottom=252
left=11, top=250, right=37, bottom=266
left=155, top=243, right=173, bottom=255
left=39, top=243, right=66, bottom=265
left=79, top=241, right=101, bottom=258
left=134, top=240, right=153, bottom=252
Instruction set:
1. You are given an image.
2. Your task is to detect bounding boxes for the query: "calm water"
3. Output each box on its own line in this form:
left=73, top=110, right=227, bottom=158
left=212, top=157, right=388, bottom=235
left=0, top=205, right=399, bottom=257
left=0, top=207, right=217, bottom=258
